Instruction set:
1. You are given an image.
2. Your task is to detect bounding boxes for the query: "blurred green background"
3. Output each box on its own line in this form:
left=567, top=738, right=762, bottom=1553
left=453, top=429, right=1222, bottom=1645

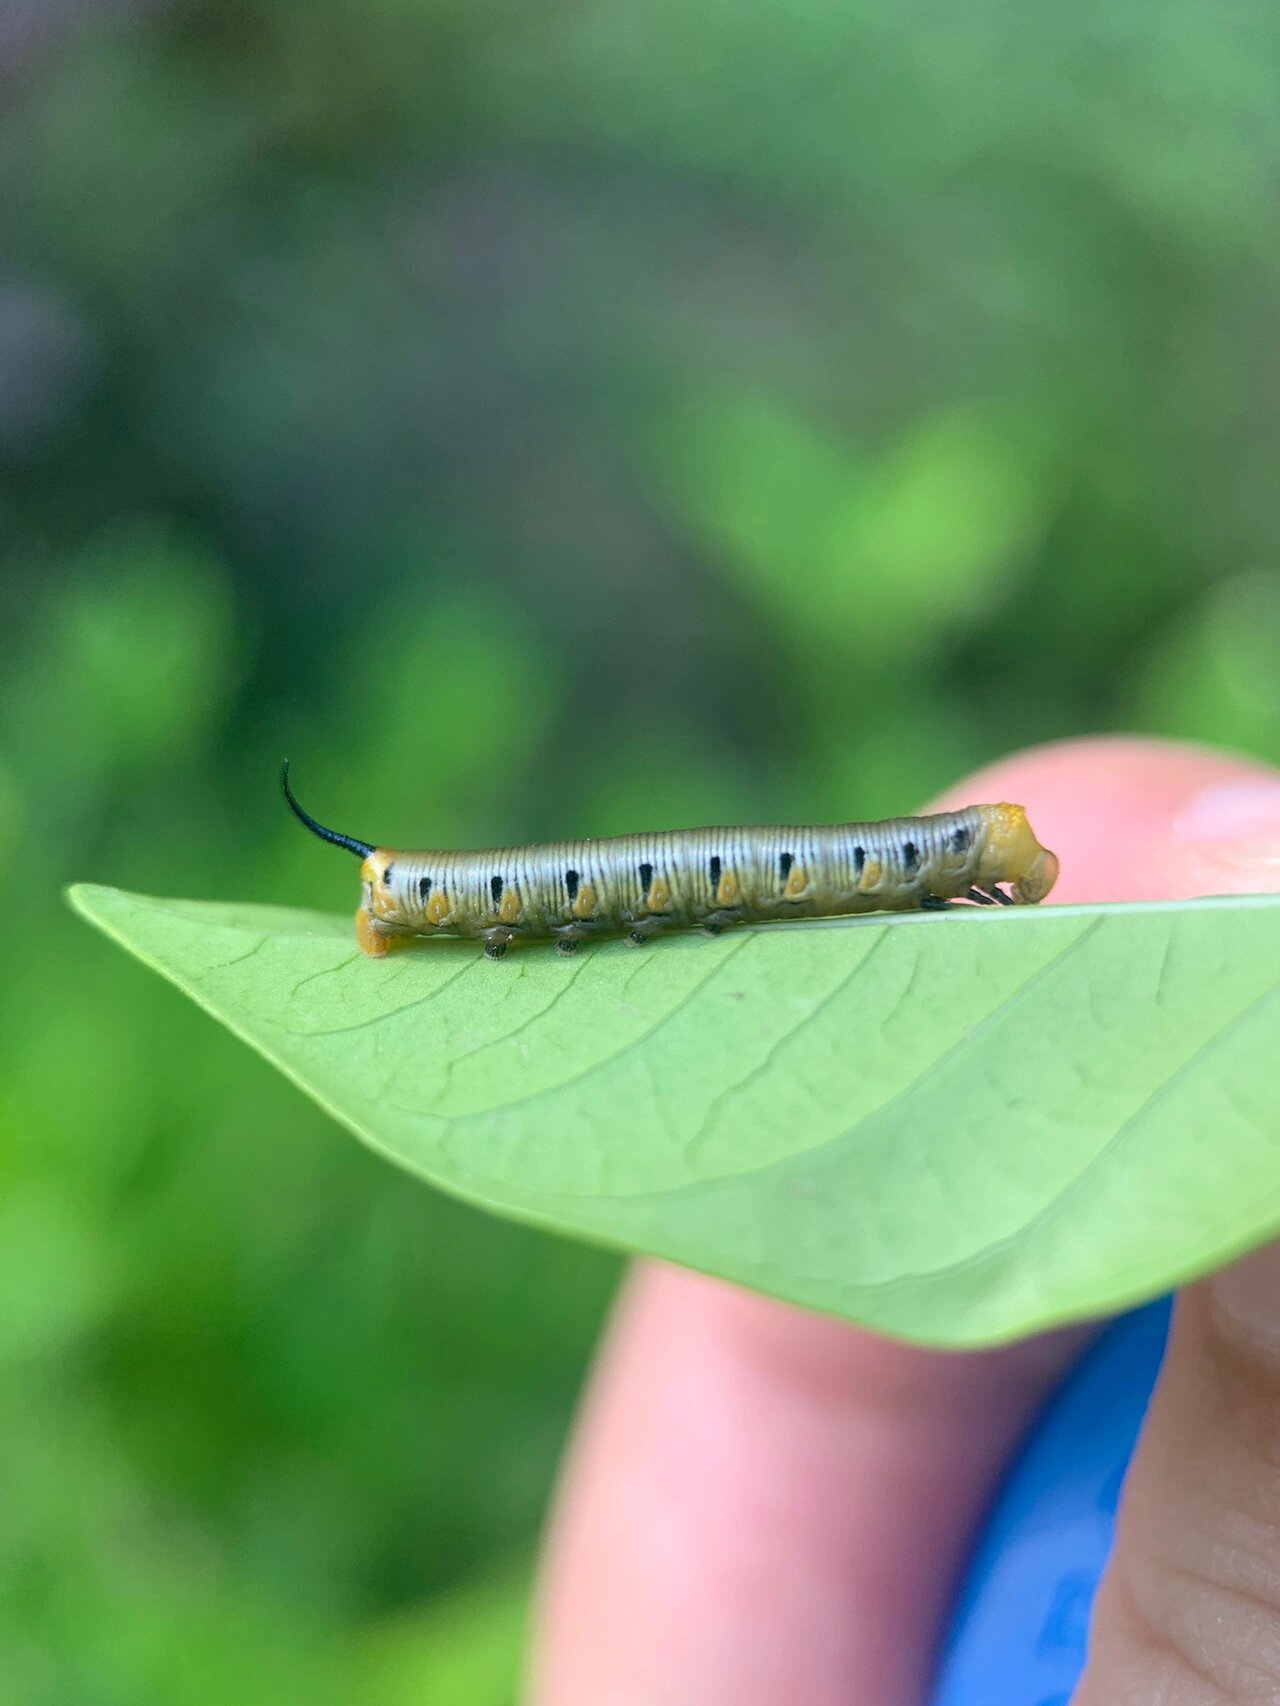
left=3, top=2, right=1280, bottom=1701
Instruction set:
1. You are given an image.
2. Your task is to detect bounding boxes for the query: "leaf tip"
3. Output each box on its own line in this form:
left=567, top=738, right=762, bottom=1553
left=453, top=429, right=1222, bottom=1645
left=64, top=882, right=126, bottom=928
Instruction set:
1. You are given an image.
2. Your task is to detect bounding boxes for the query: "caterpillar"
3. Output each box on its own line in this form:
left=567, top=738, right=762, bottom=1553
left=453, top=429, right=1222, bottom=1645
left=281, top=761, right=1059, bottom=959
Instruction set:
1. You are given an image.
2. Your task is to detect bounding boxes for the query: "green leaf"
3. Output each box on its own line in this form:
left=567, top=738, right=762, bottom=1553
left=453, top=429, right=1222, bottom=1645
left=68, top=884, right=1280, bottom=1347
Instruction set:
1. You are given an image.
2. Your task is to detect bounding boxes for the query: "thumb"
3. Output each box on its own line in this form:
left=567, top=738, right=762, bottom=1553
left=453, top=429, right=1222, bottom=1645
left=1043, top=747, right=1280, bottom=1704
left=1074, top=1255, right=1280, bottom=1704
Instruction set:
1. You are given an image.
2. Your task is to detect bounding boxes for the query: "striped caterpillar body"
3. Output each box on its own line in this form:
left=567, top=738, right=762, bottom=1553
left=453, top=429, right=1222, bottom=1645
left=282, top=762, right=1059, bottom=959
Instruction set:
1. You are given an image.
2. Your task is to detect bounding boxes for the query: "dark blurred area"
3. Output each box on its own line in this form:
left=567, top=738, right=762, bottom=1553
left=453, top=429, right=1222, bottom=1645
left=2, top=3, right=1279, bottom=1700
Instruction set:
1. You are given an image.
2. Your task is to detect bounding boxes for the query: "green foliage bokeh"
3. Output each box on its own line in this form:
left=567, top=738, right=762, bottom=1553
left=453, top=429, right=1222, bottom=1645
left=3, top=2, right=1280, bottom=1701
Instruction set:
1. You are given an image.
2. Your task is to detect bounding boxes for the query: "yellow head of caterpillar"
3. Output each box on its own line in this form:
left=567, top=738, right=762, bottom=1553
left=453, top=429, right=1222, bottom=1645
left=977, top=803, right=1059, bottom=904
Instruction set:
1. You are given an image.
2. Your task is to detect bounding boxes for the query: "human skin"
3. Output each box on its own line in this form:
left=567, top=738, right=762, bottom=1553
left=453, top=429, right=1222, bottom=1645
left=527, top=736, right=1280, bottom=1706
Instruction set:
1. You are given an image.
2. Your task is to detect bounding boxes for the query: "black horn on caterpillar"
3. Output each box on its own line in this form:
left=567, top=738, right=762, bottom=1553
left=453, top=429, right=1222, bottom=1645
left=280, top=760, right=374, bottom=860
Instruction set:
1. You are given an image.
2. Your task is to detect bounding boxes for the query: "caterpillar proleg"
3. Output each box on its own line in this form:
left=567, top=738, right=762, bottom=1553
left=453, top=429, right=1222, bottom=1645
left=282, top=761, right=1059, bottom=959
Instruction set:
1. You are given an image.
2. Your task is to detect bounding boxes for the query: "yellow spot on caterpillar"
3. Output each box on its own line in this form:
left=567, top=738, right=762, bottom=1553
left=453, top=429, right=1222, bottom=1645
left=572, top=881, right=597, bottom=920
left=645, top=876, right=670, bottom=912
left=715, top=870, right=739, bottom=907
left=995, top=802, right=1029, bottom=832
left=858, top=857, right=882, bottom=892
left=360, top=851, right=398, bottom=903
left=499, top=888, right=521, bottom=925
left=783, top=865, right=808, bottom=899
left=426, top=890, right=450, bottom=925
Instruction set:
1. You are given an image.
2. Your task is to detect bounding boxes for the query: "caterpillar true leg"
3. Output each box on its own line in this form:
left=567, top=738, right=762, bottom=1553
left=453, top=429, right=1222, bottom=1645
left=964, top=888, right=997, bottom=905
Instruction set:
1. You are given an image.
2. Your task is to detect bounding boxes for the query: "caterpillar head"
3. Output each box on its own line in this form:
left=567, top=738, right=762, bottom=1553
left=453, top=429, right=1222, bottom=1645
left=978, top=803, right=1059, bottom=904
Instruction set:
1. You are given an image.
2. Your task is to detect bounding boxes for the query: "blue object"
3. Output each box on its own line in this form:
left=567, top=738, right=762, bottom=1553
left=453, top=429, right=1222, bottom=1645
left=930, top=1299, right=1172, bottom=1706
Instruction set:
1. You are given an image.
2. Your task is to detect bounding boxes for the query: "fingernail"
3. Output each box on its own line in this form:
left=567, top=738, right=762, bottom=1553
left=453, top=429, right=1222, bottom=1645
left=1211, top=1241, right=1280, bottom=1360
left=1172, top=777, right=1280, bottom=874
